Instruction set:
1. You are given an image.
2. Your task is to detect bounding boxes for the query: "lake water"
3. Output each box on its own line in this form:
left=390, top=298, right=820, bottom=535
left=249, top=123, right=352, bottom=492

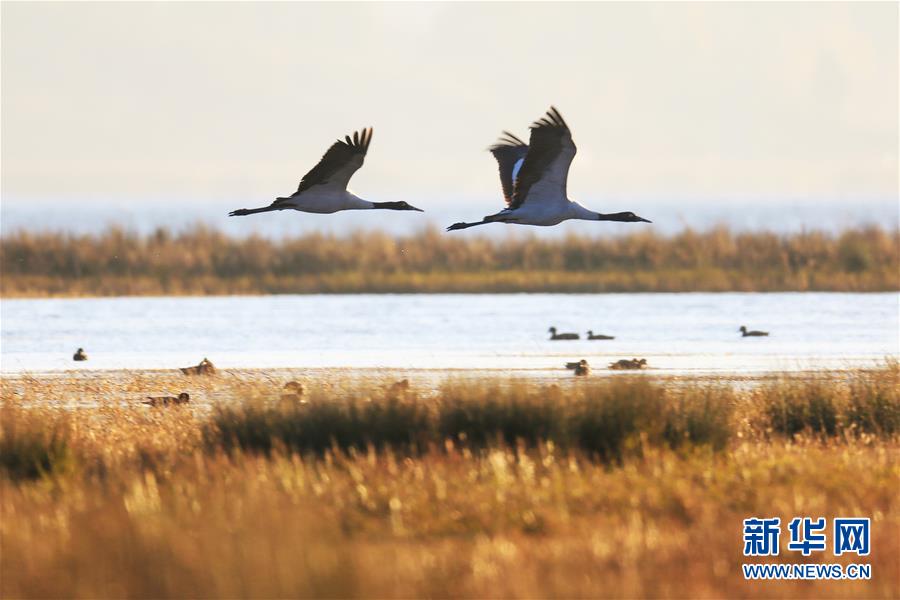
left=1, top=293, right=897, bottom=375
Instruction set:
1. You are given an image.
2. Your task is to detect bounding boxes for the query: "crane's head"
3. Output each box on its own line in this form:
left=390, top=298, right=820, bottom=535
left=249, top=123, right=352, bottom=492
left=597, top=211, right=651, bottom=223
left=374, top=201, right=424, bottom=212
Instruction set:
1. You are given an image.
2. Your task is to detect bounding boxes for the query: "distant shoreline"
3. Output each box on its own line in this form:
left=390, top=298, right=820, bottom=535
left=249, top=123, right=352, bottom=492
left=2, top=225, right=897, bottom=297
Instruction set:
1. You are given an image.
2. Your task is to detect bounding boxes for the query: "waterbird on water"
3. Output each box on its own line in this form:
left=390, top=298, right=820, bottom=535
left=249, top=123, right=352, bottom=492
left=229, top=128, right=423, bottom=218
left=73, top=348, right=88, bottom=361
left=739, top=326, right=769, bottom=337
left=586, top=331, right=615, bottom=340
left=609, top=358, right=648, bottom=370
left=566, top=358, right=591, bottom=375
left=565, top=359, right=591, bottom=376
left=549, top=327, right=579, bottom=340
left=447, top=107, right=651, bottom=231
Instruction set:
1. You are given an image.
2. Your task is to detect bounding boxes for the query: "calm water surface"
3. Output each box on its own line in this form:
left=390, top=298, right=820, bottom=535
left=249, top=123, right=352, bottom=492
left=1, top=293, right=897, bottom=375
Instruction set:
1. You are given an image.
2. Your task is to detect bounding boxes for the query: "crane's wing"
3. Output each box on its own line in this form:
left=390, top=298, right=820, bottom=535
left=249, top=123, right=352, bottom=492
left=278, top=128, right=373, bottom=201
left=510, top=107, right=576, bottom=210
left=489, top=131, right=529, bottom=207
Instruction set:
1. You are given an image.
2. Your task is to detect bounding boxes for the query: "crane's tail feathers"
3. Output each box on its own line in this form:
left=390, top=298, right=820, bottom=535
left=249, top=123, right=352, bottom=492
left=446, top=220, right=489, bottom=231
left=228, top=206, right=281, bottom=217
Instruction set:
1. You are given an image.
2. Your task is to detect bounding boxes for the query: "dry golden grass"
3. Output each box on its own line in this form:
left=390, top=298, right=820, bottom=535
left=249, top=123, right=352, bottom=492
left=2, top=225, right=898, bottom=296
left=1, top=368, right=898, bottom=598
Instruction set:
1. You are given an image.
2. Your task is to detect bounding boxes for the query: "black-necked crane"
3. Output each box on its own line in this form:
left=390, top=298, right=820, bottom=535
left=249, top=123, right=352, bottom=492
left=549, top=327, right=579, bottom=340
left=229, top=128, right=423, bottom=218
left=586, top=331, right=615, bottom=340
left=447, top=107, right=651, bottom=231
left=739, top=326, right=769, bottom=337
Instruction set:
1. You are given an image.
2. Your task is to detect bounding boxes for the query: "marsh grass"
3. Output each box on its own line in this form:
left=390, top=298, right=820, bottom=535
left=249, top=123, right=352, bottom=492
left=1, top=368, right=898, bottom=598
left=2, top=369, right=896, bottom=480
left=3, top=225, right=897, bottom=296
left=205, top=379, right=735, bottom=462
left=209, top=393, right=432, bottom=456
left=0, top=404, right=74, bottom=480
left=757, top=363, right=899, bottom=438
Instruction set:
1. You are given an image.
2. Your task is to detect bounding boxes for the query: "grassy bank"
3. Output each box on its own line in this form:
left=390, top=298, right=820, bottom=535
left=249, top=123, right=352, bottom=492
left=2, top=225, right=897, bottom=296
left=2, top=367, right=898, bottom=598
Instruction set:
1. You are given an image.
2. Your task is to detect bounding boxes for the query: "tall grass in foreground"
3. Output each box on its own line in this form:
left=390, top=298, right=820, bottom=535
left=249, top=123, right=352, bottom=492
left=0, top=404, right=74, bottom=480
left=2, top=225, right=897, bottom=296
left=2, top=366, right=897, bottom=479
left=209, top=379, right=734, bottom=462
left=1, top=368, right=898, bottom=598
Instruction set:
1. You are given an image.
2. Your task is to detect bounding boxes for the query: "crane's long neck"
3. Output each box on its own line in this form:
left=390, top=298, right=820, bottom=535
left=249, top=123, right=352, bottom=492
left=371, top=201, right=407, bottom=210
left=597, top=211, right=636, bottom=222
left=342, top=191, right=375, bottom=210
left=568, top=202, right=599, bottom=221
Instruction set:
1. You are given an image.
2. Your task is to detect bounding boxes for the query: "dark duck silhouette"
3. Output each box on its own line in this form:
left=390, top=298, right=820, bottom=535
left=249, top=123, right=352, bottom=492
left=586, top=330, right=615, bottom=340
left=739, top=326, right=769, bottom=337
left=72, top=348, right=88, bottom=361
left=549, top=327, right=579, bottom=340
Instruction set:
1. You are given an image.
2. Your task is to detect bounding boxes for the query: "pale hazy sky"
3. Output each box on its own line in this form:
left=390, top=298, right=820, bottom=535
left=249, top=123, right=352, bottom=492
left=2, top=2, right=898, bottom=210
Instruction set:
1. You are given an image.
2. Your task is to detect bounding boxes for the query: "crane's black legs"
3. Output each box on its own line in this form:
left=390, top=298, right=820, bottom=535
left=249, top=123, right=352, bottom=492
left=228, top=205, right=285, bottom=217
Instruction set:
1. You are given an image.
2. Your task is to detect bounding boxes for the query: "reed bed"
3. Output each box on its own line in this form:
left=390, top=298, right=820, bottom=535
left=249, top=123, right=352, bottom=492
left=208, top=379, right=734, bottom=461
left=2, top=225, right=897, bottom=296
left=1, top=367, right=898, bottom=598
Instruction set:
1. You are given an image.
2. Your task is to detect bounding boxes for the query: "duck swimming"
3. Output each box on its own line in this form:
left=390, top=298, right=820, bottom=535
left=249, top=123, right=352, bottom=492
left=739, top=326, right=769, bottom=337
left=586, top=331, right=615, bottom=340
left=73, top=348, right=88, bottom=361
left=549, top=327, right=579, bottom=340
left=609, top=358, right=648, bottom=370
left=565, top=359, right=591, bottom=376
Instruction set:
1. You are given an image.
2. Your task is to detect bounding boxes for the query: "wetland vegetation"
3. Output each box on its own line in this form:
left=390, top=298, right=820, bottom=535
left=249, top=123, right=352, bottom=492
left=2, top=366, right=897, bottom=598
left=2, top=225, right=897, bottom=296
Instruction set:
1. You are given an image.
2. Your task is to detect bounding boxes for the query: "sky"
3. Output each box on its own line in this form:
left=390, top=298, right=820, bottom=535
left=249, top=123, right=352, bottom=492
left=1, top=2, right=897, bottom=234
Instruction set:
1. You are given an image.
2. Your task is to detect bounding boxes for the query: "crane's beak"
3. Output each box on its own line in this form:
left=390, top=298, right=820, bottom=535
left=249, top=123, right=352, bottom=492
left=408, top=204, right=425, bottom=212
left=638, top=216, right=652, bottom=223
